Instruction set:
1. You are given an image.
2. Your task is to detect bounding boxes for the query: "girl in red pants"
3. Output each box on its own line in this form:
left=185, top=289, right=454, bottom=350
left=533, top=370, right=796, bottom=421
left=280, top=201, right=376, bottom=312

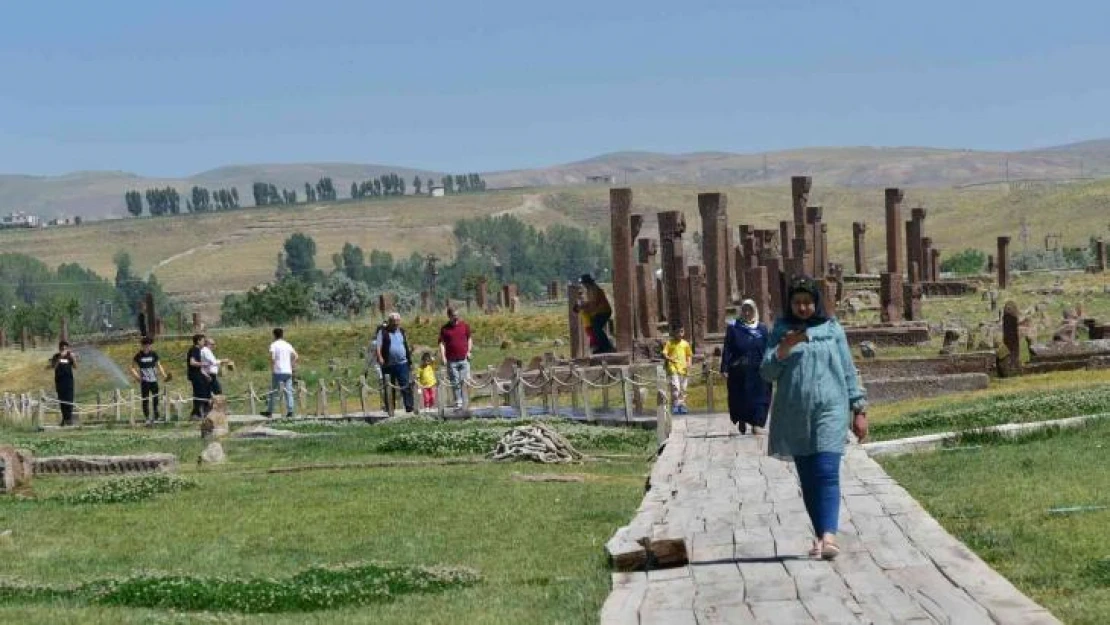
left=416, top=352, right=438, bottom=410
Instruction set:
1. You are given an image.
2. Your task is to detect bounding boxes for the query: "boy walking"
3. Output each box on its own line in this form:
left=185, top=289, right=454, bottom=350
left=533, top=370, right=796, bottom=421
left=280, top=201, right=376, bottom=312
left=131, top=337, right=169, bottom=424
left=262, top=328, right=298, bottom=418
left=663, top=325, right=693, bottom=414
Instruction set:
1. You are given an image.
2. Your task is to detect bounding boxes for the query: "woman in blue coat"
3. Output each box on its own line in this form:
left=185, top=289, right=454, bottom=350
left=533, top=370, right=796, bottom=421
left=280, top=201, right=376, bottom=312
left=720, top=299, right=772, bottom=434
left=760, top=277, right=868, bottom=560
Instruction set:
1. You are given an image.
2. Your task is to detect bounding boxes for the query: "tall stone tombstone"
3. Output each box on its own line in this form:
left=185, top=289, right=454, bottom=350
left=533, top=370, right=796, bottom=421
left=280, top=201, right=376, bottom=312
left=806, top=206, right=826, bottom=278
left=907, top=208, right=926, bottom=283
left=192, top=312, right=202, bottom=333
left=905, top=220, right=920, bottom=283
left=880, top=272, right=904, bottom=323
left=567, top=284, right=588, bottom=359
left=733, top=245, right=747, bottom=296
left=20, top=326, right=28, bottom=352
left=987, top=255, right=995, bottom=274
left=746, top=265, right=772, bottom=326
left=1002, top=301, right=1021, bottom=373
left=475, top=278, right=488, bottom=312
left=791, top=177, right=813, bottom=276
left=764, top=256, right=785, bottom=320
left=658, top=211, right=691, bottom=333
left=697, top=192, right=730, bottom=333
left=0, top=328, right=6, bottom=349
left=885, top=188, right=905, bottom=277
left=921, top=237, right=934, bottom=282
left=686, top=266, right=708, bottom=349
left=548, top=281, right=560, bottom=300
left=420, top=291, right=430, bottom=313
left=635, top=239, right=659, bottom=339
left=609, top=188, right=636, bottom=353
left=997, top=236, right=1011, bottom=289
left=779, top=221, right=793, bottom=260
left=144, top=292, right=157, bottom=339
left=931, top=249, right=941, bottom=282
left=903, top=282, right=923, bottom=321
left=60, top=317, right=69, bottom=344
left=819, top=223, right=829, bottom=278
left=852, top=222, right=868, bottom=275
left=1096, top=239, right=1107, bottom=272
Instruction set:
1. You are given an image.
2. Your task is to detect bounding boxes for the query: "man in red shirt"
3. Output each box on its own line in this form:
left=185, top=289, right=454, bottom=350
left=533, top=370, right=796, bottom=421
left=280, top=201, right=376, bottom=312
left=438, top=306, right=472, bottom=410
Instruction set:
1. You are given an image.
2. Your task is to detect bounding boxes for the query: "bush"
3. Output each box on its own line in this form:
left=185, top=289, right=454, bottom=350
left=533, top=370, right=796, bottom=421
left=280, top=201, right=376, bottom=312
left=940, top=249, right=985, bottom=276
left=58, top=474, right=197, bottom=505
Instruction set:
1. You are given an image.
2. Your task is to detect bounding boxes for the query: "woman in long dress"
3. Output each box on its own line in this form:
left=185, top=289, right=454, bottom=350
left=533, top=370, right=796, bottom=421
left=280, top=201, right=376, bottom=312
left=720, top=299, right=771, bottom=434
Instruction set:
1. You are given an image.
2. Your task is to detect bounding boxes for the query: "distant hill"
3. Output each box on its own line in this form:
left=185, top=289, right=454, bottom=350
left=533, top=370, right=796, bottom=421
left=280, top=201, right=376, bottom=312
left=3, top=140, right=1110, bottom=220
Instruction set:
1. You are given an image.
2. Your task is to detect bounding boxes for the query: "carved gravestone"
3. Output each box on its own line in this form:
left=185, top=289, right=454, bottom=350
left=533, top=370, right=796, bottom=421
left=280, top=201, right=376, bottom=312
left=0, top=446, right=33, bottom=494
left=1002, top=301, right=1021, bottom=374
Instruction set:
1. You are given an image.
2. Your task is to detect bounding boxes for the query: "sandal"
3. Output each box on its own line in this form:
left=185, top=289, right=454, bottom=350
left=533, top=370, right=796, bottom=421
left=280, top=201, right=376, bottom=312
left=808, top=539, right=822, bottom=558
left=820, top=539, right=840, bottom=560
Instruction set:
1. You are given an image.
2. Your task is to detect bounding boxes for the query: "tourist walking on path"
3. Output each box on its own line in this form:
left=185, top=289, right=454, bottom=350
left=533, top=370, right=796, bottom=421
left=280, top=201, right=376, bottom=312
left=186, top=334, right=211, bottom=419
left=50, top=340, right=78, bottom=426
left=721, top=299, right=772, bottom=434
left=760, top=276, right=868, bottom=560
left=416, top=352, right=438, bottom=411
left=375, top=312, right=415, bottom=413
left=131, top=337, right=169, bottom=424
left=200, top=337, right=228, bottom=397
left=262, top=328, right=298, bottom=418
left=438, top=306, right=472, bottom=410
left=574, top=274, right=615, bottom=354
left=662, top=325, right=693, bottom=414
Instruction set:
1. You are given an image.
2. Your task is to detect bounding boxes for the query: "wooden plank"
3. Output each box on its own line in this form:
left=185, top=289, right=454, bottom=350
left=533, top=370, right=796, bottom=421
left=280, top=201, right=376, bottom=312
left=800, top=597, right=865, bottom=624
left=886, top=565, right=995, bottom=625
left=748, top=600, right=816, bottom=624
left=650, top=523, right=690, bottom=568
left=737, top=562, right=797, bottom=602
left=600, top=572, right=647, bottom=625
left=832, top=550, right=931, bottom=623
left=694, top=602, right=758, bottom=625
left=606, top=525, right=648, bottom=572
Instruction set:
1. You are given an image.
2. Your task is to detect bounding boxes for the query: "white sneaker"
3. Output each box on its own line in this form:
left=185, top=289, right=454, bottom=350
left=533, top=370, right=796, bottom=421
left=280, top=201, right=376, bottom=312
left=454, top=402, right=463, bottom=410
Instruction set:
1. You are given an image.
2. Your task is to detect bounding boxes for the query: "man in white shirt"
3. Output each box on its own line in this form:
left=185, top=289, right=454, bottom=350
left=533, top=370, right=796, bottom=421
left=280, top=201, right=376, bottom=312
left=262, top=327, right=298, bottom=417
left=200, top=338, right=226, bottom=396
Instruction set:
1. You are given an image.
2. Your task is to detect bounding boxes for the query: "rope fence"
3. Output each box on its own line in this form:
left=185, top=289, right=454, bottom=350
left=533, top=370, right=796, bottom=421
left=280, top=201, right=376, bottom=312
left=1, top=361, right=730, bottom=440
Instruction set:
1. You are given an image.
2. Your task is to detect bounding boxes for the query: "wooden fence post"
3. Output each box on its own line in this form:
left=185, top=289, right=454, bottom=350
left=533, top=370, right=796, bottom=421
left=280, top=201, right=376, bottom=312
left=339, top=383, right=348, bottom=417
left=656, top=364, right=671, bottom=447
left=317, top=380, right=327, bottom=417
left=620, top=367, right=634, bottom=424
left=600, top=364, right=611, bottom=412
left=580, top=367, right=594, bottom=423
left=297, top=381, right=308, bottom=417
left=116, top=389, right=126, bottom=426
left=248, top=382, right=257, bottom=416
left=358, top=376, right=368, bottom=416
left=35, top=390, right=45, bottom=430
left=512, top=365, right=527, bottom=419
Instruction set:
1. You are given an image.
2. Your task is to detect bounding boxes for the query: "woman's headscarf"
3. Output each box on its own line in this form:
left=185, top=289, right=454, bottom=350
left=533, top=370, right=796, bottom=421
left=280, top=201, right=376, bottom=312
left=782, top=275, right=831, bottom=328
left=739, top=299, right=760, bottom=329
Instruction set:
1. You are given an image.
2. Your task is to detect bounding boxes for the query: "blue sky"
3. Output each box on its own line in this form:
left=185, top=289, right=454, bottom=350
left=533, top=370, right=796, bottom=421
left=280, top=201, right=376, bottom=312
left=2, top=0, right=1108, bottom=176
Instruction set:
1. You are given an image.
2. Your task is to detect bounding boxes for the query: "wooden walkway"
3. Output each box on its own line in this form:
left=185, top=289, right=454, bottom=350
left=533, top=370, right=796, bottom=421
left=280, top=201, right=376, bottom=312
left=601, top=413, right=1061, bottom=625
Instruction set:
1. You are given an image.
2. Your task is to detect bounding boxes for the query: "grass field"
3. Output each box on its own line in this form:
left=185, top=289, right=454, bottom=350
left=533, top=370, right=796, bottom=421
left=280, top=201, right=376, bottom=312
left=0, top=419, right=655, bottom=624
left=2, top=178, right=1109, bottom=318
left=880, top=419, right=1110, bottom=625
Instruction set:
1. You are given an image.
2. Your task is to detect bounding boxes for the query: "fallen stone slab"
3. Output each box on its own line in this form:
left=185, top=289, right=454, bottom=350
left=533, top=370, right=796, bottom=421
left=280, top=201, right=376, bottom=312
left=1029, top=339, right=1110, bottom=359
left=231, top=426, right=301, bottom=439
left=33, top=453, right=177, bottom=476
left=863, top=413, right=1110, bottom=457
left=858, top=352, right=995, bottom=379
left=865, top=373, right=990, bottom=405
left=844, top=323, right=931, bottom=347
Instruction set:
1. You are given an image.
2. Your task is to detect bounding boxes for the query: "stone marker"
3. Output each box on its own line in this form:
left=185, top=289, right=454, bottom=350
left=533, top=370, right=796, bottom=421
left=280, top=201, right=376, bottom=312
left=687, top=266, right=708, bottom=349
left=1096, top=239, right=1107, bottom=272
left=921, top=236, right=934, bottom=282
left=1003, top=301, right=1021, bottom=373
left=885, top=188, right=905, bottom=276
left=746, top=266, right=772, bottom=328
left=997, top=236, right=1011, bottom=289
left=610, top=188, right=636, bottom=352
left=852, top=221, right=868, bottom=275
left=475, top=278, right=488, bottom=311
left=698, top=193, right=730, bottom=333
left=568, top=284, right=588, bottom=359
left=658, top=211, right=691, bottom=333
left=199, top=442, right=226, bottom=465
left=880, top=272, right=904, bottom=323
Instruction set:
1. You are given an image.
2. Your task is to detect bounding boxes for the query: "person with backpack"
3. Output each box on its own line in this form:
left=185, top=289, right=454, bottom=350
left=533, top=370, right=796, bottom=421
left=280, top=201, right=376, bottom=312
left=374, top=312, right=414, bottom=413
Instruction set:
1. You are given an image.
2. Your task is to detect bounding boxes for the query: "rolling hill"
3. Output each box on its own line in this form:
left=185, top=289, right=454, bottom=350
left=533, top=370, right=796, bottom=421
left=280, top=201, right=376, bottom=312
left=4, top=140, right=1110, bottom=221
left=2, top=178, right=1108, bottom=322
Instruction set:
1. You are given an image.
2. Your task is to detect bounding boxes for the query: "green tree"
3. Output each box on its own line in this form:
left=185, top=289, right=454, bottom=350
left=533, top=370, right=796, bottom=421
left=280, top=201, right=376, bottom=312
left=413, top=176, right=422, bottom=195
left=283, top=233, right=318, bottom=281
left=124, top=191, right=143, bottom=217
left=940, top=249, right=986, bottom=276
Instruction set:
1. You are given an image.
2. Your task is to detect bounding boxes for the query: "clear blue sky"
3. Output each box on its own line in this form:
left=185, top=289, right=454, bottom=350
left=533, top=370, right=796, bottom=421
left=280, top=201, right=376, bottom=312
left=2, top=0, right=1108, bottom=176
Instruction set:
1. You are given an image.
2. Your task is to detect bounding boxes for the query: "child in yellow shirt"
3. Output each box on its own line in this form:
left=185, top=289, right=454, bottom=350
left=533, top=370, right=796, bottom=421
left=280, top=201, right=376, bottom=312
left=416, top=352, right=437, bottom=410
left=662, top=325, right=693, bottom=414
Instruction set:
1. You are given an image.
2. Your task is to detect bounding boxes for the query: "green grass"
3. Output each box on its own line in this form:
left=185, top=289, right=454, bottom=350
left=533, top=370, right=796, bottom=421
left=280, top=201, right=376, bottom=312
left=879, top=419, right=1110, bottom=625
left=0, top=419, right=654, bottom=624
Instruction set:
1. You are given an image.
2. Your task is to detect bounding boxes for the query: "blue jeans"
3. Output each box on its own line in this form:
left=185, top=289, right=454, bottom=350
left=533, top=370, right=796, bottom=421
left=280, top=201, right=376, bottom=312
left=382, top=362, right=415, bottom=413
left=794, top=452, right=842, bottom=537
left=268, top=373, right=295, bottom=414
left=446, top=359, right=470, bottom=407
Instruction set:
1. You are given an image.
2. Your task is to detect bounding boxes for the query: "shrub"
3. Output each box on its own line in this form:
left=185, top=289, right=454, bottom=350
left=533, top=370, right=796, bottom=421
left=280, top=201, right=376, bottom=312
left=58, top=474, right=197, bottom=505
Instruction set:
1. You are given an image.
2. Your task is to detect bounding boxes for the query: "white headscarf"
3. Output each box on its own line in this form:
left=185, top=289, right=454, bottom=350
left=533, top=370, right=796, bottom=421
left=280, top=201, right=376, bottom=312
left=739, top=299, right=759, bottom=329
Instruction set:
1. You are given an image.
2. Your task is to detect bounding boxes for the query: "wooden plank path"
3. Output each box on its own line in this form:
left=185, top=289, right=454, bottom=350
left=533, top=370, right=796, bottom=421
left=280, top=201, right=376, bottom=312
left=601, top=413, right=1061, bottom=625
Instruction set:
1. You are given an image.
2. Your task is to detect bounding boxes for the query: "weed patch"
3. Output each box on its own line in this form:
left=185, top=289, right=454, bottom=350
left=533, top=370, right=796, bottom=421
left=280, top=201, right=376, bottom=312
left=55, top=474, right=197, bottom=505
left=0, top=562, right=479, bottom=613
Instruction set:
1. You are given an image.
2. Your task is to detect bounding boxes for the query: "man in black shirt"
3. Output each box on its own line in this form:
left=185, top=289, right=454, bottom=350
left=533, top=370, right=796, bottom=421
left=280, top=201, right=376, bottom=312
left=131, top=337, right=169, bottom=425
left=49, top=340, right=78, bottom=426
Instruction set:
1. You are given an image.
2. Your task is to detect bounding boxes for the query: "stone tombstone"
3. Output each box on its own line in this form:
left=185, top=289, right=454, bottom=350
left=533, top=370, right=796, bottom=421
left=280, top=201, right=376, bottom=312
left=791, top=176, right=811, bottom=234
left=1002, top=301, right=1021, bottom=373
left=987, top=254, right=995, bottom=274
left=20, top=326, right=28, bottom=352
left=0, top=328, right=6, bottom=349
left=931, top=249, right=941, bottom=282
left=907, top=207, right=926, bottom=283
left=548, top=281, right=560, bottom=300
left=997, top=236, right=1011, bottom=289
left=852, top=222, right=868, bottom=275
left=885, top=188, right=905, bottom=276
left=819, top=223, right=829, bottom=279
left=658, top=211, right=691, bottom=334
left=821, top=280, right=838, bottom=319
left=635, top=264, right=658, bottom=339
left=420, top=290, right=430, bottom=313
left=378, top=293, right=395, bottom=317
left=746, top=265, right=773, bottom=327
left=921, top=237, right=934, bottom=282
left=192, top=312, right=202, bottom=333
left=764, top=256, right=785, bottom=320
left=903, top=282, right=923, bottom=321
left=806, top=206, right=825, bottom=278
left=905, top=220, right=920, bottom=283
left=1096, top=239, right=1107, bottom=272
left=880, top=272, right=904, bottom=323
left=144, top=292, right=157, bottom=338
left=779, top=220, right=794, bottom=260
left=733, top=245, right=747, bottom=296
left=609, top=188, right=636, bottom=353
left=698, top=192, right=730, bottom=334
left=686, top=265, right=708, bottom=349
left=567, top=284, right=588, bottom=359
left=60, top=317, right=69, bottom=344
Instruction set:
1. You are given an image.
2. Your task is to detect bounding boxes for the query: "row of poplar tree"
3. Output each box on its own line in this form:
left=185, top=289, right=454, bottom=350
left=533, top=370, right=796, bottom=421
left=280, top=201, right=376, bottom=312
left=123, top=172, right=488, bottom=217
